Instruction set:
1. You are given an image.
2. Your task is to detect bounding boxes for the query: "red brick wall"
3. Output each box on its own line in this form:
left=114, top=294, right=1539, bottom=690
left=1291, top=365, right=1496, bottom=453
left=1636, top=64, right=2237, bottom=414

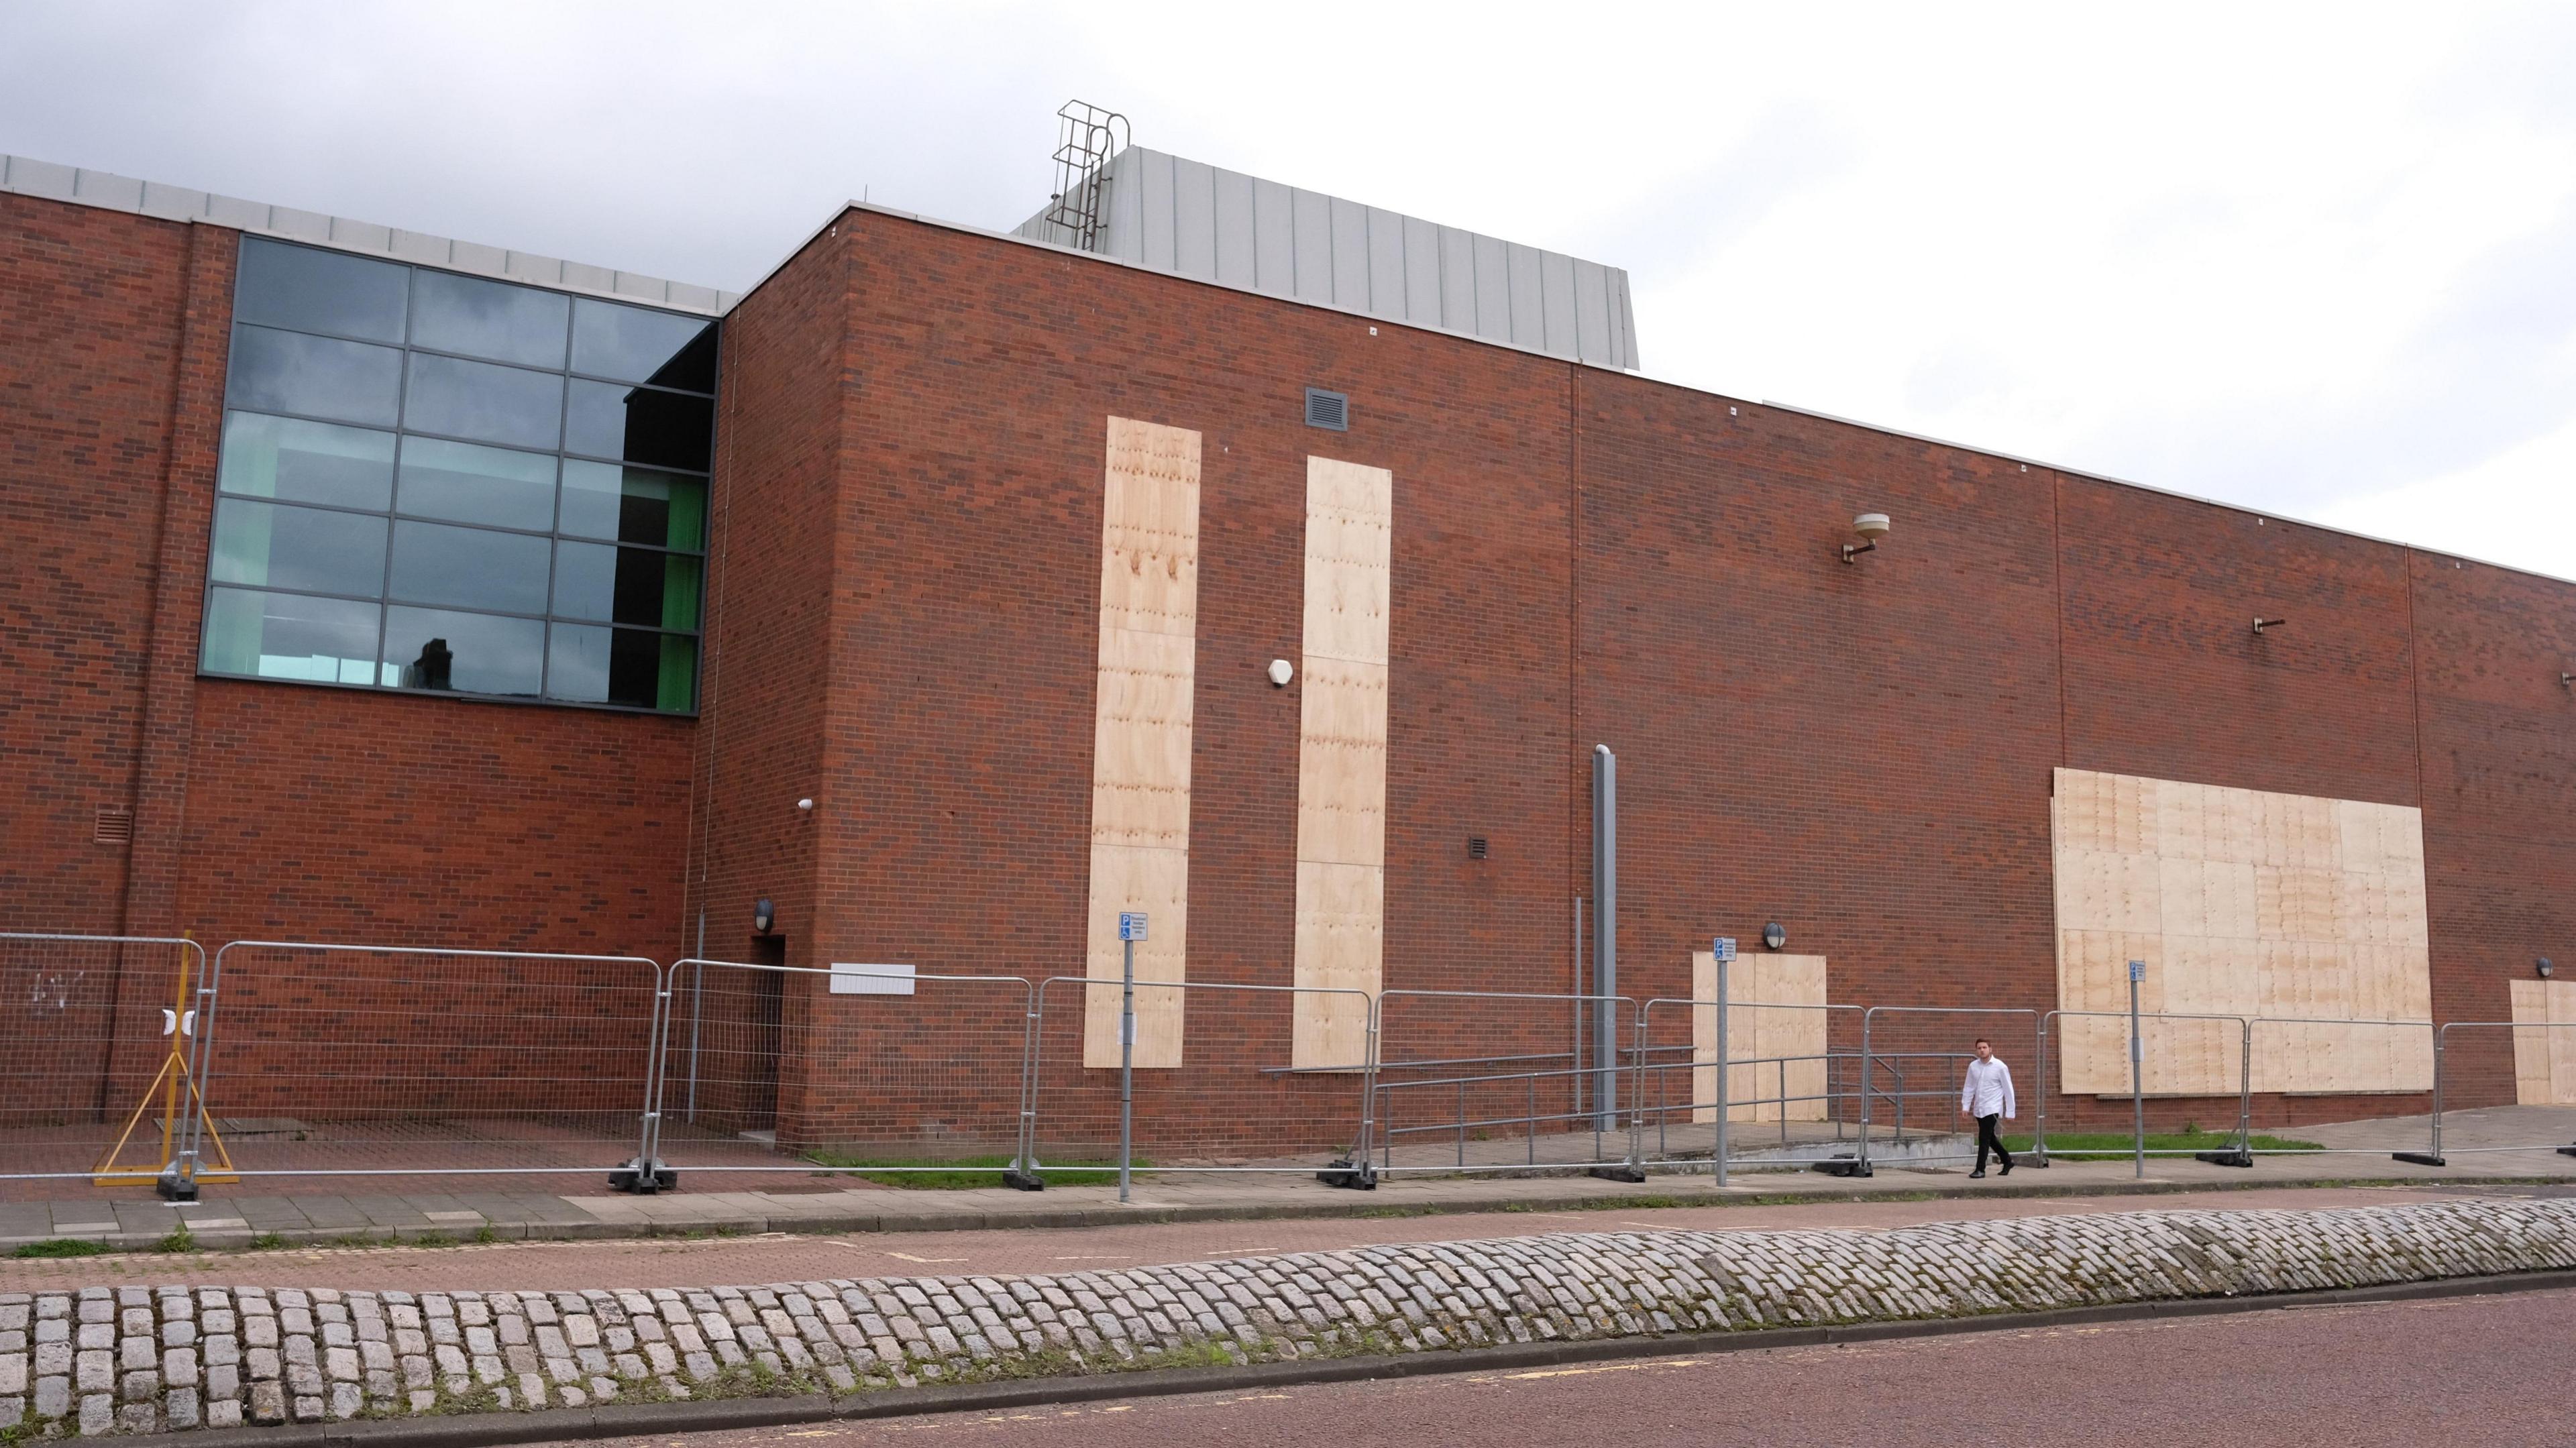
left=722, top=208, right=2576, bottom=1152
left=0, top=192, right=191, bottom=931
left=2, top=195, right=697, bottom=1131
left=2410, top=552, right=2576, bottom=1112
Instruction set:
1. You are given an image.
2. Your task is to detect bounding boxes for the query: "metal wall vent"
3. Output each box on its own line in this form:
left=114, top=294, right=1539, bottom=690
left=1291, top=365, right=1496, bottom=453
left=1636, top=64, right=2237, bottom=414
left=1468, top=836, right=1489, bottom=860
left=1304, top=388, right=1349, bottom=431
left=94, top=807, right=133, bottom=846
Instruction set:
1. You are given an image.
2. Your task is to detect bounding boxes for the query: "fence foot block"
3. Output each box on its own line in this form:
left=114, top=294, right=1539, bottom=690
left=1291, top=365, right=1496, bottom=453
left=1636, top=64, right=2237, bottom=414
left=1317, top=1160, right=1377, bottom=1190
left=2390, top=1152, right=2446, bottom=1168
left=2195, top=1150, right=2255, bottom=1168
left=1811, top=1158, right=1872, bottom=1178
left=1587, top=1164, right=1648, bottom=1184
left=1000, top=1168, right=1046, bottom=1192
left=154, top=1174, right=199, bottom=1203
left=609, top=1161, right=678, bottom=1194
left=2557, top=1145, right=2576, bottom=1159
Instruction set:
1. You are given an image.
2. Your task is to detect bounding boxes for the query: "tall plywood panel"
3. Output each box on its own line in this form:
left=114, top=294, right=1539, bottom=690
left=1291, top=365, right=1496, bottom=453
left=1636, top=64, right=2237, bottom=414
left=1691, top=952, right=1829, bottom=1124
left=1084, top=419, right=1201, bottom=1069
left=2052, top=769, right=2432, bottom=1097
left=1291, top=457, right=1394, bottom=1069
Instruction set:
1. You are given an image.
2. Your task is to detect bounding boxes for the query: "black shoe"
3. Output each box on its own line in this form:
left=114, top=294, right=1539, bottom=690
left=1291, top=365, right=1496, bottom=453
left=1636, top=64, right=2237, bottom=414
left=2000, top=1159, right=2013, bottom=1176
left=1969, top=1168, right=1986, bottom=1179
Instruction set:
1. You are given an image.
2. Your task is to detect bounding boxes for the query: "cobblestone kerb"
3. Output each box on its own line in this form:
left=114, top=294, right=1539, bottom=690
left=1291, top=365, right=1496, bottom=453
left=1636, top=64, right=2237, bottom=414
left=3, top=1199, right=2569, bottom=1437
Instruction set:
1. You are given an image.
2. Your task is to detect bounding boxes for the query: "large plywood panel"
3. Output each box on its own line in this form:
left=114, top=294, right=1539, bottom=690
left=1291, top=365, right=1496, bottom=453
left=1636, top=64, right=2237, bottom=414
left=1083, top=419, right=1201, bottom=1069
left=1291, top=456, right=1395, bottom=1069
left=2509, top=979, right=2553, bottom=1105
left=1692, top=952, right=1829, bottom=1124
left=2053, top=769, right=2431, bottom=1098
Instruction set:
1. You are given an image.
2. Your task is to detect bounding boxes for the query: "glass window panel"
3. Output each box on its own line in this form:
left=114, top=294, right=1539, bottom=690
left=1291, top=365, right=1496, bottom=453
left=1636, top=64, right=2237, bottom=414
left=208, top=498, right=388, bottom=597
left=551, top=543, right=702, bottom=628
left=396, top=436, right=557, bottom=531
left=383, top=606, right=543, bottom=696
left=402, top=352, right=564, bottom=450
left=217, top=412, right=396, bottom=510
left=557, top=461, right=706, bottom=548
left=226, top=325, right=403, bottom=427
left=547, top=624, right=696, bottom=710
left=570, top=299, right=717, bottom=390
left=233, top=237, right=409, bottom=343
left=386, top=520, right=551, bottom=614
left=202, top=587, right=383, bottom=685
left=410, top=270, right=570, bottom=369
left=565, top=380, right=711, bottom=469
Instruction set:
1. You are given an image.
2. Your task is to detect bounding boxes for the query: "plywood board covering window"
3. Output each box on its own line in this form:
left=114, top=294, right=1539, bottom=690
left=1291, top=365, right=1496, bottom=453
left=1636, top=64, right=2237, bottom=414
left=1691, top=953, right=1829, bottom=1123
left=2051, top=768, right=2433, bottom=1097
left=1083, top=418, right=1201, bottom=1069
left=1291, top=456, right=1394, bottom=1070
left=2509, top=979, right=2576, bottom=1106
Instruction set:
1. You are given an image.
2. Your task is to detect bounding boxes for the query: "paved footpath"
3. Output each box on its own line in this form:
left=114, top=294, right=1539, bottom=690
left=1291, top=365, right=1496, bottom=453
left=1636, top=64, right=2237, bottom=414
left=3, top=1196, right=2571, bottom=1438
left=7, top=1125, right=2575, bottom=1254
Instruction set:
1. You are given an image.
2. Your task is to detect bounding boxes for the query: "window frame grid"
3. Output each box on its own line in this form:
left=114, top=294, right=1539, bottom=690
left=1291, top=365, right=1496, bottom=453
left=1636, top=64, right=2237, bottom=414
left=203, top=235, right=717, bottom=716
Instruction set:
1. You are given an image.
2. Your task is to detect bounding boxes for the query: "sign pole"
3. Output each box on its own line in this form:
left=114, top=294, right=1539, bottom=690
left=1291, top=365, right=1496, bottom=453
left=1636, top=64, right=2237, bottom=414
left=1713, top=937, right=1735, bottom=1189
left=2129, top=958, right=2146, bottom=1180
left=1118, top=912, right=1144, bottom=1205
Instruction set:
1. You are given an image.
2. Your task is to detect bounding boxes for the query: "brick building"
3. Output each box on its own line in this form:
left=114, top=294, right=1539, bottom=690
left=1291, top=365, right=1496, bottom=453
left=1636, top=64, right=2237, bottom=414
left=4, top=143, right=2571, bottom=1167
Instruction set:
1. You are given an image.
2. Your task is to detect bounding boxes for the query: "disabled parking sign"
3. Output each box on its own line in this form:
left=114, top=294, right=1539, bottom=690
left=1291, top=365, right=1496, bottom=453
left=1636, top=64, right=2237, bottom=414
left=1119, top=912, right=1148, bottom=942
left=1712, top=936, right=1736, bottom=963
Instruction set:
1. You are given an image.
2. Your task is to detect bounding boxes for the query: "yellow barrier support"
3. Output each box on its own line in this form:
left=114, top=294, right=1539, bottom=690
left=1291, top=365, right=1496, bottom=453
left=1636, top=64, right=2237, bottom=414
left=92, top=934, right=237, bottom=1192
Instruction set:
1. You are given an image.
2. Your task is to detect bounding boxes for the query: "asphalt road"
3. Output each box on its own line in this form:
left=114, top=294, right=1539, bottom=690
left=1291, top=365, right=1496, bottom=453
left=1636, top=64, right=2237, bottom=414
left=557, top=1285, right=2576, bottom=1448
left=9, top=1183, right=2562, bottom=1292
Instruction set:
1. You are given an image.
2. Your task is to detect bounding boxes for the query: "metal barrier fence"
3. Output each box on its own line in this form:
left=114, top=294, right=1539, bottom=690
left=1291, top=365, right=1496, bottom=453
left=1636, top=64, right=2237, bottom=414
left=186, top=941, right=665, bottom=1188
left=652, top=958, right=1036, bottom=1182
left=2405, top=1021, right=2576, bottom=1166
left=2034, top=1009, right=2254, bottom=1173
left=17, top=928, right=2572, bottom=1197
left=1848, top=1006, right=2042, bottom=1176
left=1631, top=995, right=1865, bottom=1184
left=1366, top=990, right=1640, bottom=1177
left=0, top=934, right=211, bottom=1188
left=1022, top=977, right=1375, bottom=1192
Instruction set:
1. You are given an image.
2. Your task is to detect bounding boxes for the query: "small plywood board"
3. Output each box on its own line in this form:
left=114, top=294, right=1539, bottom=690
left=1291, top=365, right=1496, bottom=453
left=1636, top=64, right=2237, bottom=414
left=1084, top=418, right=1201, bottom=1069
left=2510, top=977, right=2576, bottom=1106
left=2052, top=769, right=2432, bottom=1097
left=1691, top=952, right=1829, bottom=1124
left=1291, top=456, right=1395, bottom=1070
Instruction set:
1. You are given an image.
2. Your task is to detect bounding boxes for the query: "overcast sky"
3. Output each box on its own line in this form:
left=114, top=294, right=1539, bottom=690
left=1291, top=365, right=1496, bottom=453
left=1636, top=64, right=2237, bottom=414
left=7, top=3, right=2572, bottom=579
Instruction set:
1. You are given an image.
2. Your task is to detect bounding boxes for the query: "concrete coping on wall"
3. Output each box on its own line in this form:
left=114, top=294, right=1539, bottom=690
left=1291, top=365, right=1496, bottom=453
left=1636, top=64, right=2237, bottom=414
left=0, top=153, right=738, bottom=317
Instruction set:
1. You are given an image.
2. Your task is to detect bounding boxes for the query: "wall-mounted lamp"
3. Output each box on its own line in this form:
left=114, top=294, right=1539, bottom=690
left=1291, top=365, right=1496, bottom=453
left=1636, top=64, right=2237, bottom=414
left=1841, top=513, right=1891, bottom=565
left=1762, top=922, right=1787, bottom=950
left=2542, top=957, right=2557, bottom=980
left=2561, top=673, right=2572, bottom=689
left=1268, top=659, right=1295, bottom=687
left=753, top=898, right=775, bottom=935
left=796, top=797, right=814, bottom=813
left=2251, top=616, right=2289, bottom=634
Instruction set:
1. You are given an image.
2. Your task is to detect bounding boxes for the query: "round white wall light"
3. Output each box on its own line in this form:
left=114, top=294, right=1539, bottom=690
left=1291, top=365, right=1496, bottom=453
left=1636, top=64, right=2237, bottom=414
left=1267, top=659, right=1295, bottom=687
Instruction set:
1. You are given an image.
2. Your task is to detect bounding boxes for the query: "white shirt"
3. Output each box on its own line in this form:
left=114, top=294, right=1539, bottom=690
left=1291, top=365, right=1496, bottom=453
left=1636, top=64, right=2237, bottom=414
left=1962, top=1056, right=2016, bottom=1119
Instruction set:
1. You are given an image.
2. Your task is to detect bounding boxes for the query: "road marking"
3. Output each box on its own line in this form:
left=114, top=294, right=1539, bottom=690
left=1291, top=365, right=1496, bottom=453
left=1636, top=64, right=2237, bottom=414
left=885, top=1252, right=967, bottom=1264
left=1054, top=1254, right=1132, bottom=1260
left=1475, top=1357, right=1703, bottom=1383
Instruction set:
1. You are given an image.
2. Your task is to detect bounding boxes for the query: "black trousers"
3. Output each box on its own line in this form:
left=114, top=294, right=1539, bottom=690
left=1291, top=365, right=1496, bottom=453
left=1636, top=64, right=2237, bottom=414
left=1975, top=1113, right=2013, bottom=1172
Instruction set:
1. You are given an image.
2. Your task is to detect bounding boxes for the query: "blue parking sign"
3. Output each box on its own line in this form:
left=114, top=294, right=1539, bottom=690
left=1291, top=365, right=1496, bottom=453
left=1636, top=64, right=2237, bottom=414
left=2129, top=958, right=2146, bottom=983
left=1713, top=937, right=1736, bottom=963
left=1119, top=912, right=1148, bottom=942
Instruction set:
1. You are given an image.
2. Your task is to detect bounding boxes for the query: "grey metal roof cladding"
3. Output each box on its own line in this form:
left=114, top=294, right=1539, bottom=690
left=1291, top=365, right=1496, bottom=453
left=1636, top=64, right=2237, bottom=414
left=1014, top=146, right=1641, bottom=371
left=0, top=153, right=738, bottom=316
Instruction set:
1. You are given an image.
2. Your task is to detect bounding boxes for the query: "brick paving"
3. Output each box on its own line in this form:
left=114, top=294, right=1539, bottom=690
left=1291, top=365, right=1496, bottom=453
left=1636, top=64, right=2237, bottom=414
left=3, top=1198, right=2571, bottom=1437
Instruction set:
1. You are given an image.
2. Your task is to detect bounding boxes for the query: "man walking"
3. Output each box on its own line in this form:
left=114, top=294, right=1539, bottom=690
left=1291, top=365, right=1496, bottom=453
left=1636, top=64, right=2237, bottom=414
left=1959, top=1037, right=2015, bottom=1178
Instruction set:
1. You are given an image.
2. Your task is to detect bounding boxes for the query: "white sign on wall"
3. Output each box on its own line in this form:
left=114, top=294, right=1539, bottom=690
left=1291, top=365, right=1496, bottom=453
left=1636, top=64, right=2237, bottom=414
left=830, top=962, right=917, bottom=996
